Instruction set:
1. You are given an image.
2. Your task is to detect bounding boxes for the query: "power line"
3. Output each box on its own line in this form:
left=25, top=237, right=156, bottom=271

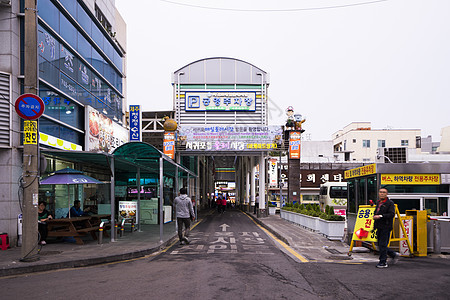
left=159, top=0, right=390, bottom=12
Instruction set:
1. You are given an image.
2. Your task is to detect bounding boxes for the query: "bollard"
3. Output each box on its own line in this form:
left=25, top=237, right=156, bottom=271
left=98, top=222, right=104, bottom=245
left=114, top=223, right=118, bottom=239
left=120, top=219, right=125, bottom=237
left=131, top=220, right=135, bottom=234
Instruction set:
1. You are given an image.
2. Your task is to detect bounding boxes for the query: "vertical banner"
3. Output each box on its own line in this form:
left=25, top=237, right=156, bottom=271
left=269, top=158, right=278, bottom=187
left=289, top=131, right=301, bottom=159
left=24, top=120, right=38, bottom=145
left=351, top=206, right=377, bottom=242
left=399, top=218, right=413, bottom=256
left=129, top=105, right=140, bottom=141
left=163, top=131, right=175, bottom=159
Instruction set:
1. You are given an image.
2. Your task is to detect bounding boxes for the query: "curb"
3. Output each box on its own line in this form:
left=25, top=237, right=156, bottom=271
left=243, top=211, right=291, bottom=246
left=0, top=234, right=178, bottom=278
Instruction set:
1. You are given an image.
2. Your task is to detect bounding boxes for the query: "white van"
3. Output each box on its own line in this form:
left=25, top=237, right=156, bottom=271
left=319, top=182, right=348, bottom=217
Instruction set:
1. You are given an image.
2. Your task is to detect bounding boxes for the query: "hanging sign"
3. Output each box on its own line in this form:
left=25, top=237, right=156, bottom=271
left=381, top=174, right=440, bottom=185
left=344, top=164, right=376, bottom=179
left=23, top=120, right=38, bottom=145
left=163, top=132, right=175, bottom=159
left=289, top=131, right=301, bottom=159
left=185, top=91, right=256, bottom=111
left=269, top=159, right=278, bottom=187
left=15, top=93, right=45, bottom=120
left=129, top=105, right=141, bottom=141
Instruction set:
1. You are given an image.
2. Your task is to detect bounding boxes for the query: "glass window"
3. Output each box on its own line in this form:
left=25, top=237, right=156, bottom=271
left=39, top=117, right=83, bottom=145
left=393, top=199, right=420, bottom=214
left=60, top=13, right=77, bottom=49
left=113, top=50, right=123, bottom=73
left=59, top=72, right=78, bottom=100
left=378, top=140, right=385, bottom=147
left=363, top=140, right=370, bottom=148
left=91, top=48, right=104, bottom=74
left=357, top=178, right=366, bottom=208
left=352, top=139, right=356, bottom=143
left=59, top=0, right=76, bottom=18
left=348, top=180, right=356, bottom=213
left=91, top=24, right=104, bottom=50
left=401, top=140, right=409, bottom=146
left=77, top=32, right=92, bottom=63
left=77, top=3, right=92, bottom=36
left=38, top=0, right=60, bottom=32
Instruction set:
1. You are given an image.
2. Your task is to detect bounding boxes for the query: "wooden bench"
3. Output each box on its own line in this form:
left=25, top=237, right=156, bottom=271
left=47, top=217, right=100, bottom=245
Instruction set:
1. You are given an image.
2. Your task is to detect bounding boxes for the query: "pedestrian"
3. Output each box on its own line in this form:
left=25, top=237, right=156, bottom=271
left=254, top=193, right=259, bottom=214
left=221, top=193, right=227, bottom=213
left=38, top=201, right=53, bottom=245
left=217, top=193, right=224, bottom=213
left=373, top=187, right=400, bottom=268
left=173, top=187, right=195, bottom=245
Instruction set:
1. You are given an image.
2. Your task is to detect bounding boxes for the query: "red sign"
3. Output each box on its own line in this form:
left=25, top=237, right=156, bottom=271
left=15, top=94, right=45, bottom=120
left=289, top=131, right=301, bottom=159
left=164, top=132, right=175, bottom=159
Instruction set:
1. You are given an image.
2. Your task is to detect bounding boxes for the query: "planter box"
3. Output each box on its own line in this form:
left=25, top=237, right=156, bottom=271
left=281, top=209, right=345, bottom=240
left=269, top=207, right=277, bottom=215
left=318, top=218, right=345, bottom=240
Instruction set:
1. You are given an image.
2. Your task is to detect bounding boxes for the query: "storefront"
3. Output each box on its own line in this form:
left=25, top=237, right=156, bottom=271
left=40, top=142, right=197, bottom=241
left=345, top=163, right=450, bottom=242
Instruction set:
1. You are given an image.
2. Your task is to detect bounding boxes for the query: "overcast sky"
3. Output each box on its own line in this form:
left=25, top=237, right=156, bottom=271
left=115, top=0, right=450, bottom=141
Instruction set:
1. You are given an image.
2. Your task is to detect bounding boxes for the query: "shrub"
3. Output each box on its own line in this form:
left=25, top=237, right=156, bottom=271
left=328, top=206, right=335, bottom=216
left=306, top=204, right=312, bottom=211
left=326, top=215, right=345, bottom=221
left=268, top=202, right=276, bottom=207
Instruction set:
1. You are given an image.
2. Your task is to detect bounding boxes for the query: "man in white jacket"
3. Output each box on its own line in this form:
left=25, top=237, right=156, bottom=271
left=173, top=187, right=195, bottom=245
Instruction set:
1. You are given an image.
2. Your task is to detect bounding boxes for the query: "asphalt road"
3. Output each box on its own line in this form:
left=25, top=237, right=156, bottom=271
left=2, top=209, right=449, bottom=300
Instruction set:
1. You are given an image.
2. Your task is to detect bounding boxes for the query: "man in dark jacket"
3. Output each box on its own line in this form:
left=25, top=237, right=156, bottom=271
left=373, top=188, right=400, bottom=268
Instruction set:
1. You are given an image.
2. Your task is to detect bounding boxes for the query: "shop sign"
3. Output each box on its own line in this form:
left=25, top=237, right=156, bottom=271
left=179, top=125, right=282, bottom=152
left=39, top=132, right=82, bottom=151
left=86, top=106, right=128, bottom=153
left=269, top=159, right=278, bottom=187
left=129, top=105, right=140, bottom=141
left=381, top=174, right=440, bottom=185
left=163, top=131, right=175, bottom=159
left=185, top=91, right=256, bottom=111
left=300, top=170, right=344, bottom=188
left=23, top=120, right=38, bottom=144
left=289, top=131, right=301, bottom=159
left=344, top=164, right=376, bottom=179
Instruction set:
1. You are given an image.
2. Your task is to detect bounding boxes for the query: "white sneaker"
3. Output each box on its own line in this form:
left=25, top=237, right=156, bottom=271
left=40, top=241, right=46, bottom=245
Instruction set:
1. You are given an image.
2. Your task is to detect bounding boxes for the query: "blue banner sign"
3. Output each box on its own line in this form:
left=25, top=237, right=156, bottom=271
left=129, top=105, right=140, bottom=141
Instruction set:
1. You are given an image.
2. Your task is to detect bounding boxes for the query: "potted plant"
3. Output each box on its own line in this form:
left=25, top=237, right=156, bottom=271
left=268, top=202, right=277, bottom=215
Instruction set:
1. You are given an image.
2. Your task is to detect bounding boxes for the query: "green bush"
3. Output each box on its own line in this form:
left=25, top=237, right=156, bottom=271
left=326, top=214, right=345, bottom=221
left=328, top=206, right=335, bottom=216
left=268, top=202, right=276, bottom=207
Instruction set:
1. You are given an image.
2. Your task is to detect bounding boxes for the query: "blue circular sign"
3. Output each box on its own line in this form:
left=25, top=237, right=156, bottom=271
left=15, top=93, right=45, bottom=120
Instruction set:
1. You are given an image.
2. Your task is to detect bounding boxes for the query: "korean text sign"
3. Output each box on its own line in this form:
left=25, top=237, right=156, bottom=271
left=351, top=206, right=377, bottom=242
left=129, top=105, right=140, bottom=141
left=289, top=131, right=301, bottom=159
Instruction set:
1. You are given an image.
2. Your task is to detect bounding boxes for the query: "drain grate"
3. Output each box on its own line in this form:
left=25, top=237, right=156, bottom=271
left=324, top=248, right=342, bottom=254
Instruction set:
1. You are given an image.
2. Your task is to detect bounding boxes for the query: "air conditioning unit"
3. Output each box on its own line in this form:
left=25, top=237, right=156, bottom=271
left=376, top=147, right=408, bottom=163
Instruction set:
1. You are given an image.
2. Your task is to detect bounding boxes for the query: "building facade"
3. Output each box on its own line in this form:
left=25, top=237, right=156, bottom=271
left=332, top=122, right=421, bottom=162
left=0, top=0, right=126, bottom=244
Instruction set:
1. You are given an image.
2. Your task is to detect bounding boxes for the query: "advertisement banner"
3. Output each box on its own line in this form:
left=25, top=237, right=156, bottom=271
left=185, top=91, right=256, bottom=111
left=23, top=120, right=38, bottom=145
left=269, top=159, right=278, bottom=187
left=289, top=131, right=301, bottom=159
left=86, top=106, right=128, bottom=153
left=399, top=218, right=413, bottom=256
left=163, top=131, right=175, bottom=159
left=118, top=201, right=137, bottom=223
left=129, top=105, right=140, bottom=141
left=39, top=132, right=82, bottom=151
left=179, top=125, right=282, bottom=152
left=345, top=164, right=376, bottom=179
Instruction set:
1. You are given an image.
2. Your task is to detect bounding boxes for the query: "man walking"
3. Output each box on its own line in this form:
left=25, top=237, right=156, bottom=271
left=173, top=187, right=195, bottom=245
left=373, top=187, right=400, bottom=268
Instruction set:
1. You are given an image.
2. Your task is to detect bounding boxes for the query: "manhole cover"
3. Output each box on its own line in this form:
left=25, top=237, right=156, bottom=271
left=39, top=251, right=63, bottom=256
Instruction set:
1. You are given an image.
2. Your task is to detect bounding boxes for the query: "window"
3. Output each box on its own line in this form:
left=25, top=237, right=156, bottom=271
left=352, top=139, right=356, bottom=143
left=330, top=186, right=347, bottom=198
left=401, top=140, right=409, bottom=146
left=363, top=139, right=370, bottom=148
left=378, top=140, right=385, bottom=147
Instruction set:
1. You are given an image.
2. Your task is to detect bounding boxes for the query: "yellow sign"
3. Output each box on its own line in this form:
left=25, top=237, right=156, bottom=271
left=246, top=143, right=278, bottom=149
left=23, top=120, right=37, bottom=145
left=344, top=164, right=376, bottom=179
left=381, top=174, right=440, bottom=185
left=351, top=205, right=377, bottom=242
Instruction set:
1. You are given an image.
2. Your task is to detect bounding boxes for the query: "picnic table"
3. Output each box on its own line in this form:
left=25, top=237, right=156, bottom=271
left=46, top=216, right=100, bottom=245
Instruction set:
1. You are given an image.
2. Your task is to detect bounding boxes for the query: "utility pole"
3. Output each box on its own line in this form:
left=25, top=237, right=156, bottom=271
left=21, top=0, right=39, bottom=260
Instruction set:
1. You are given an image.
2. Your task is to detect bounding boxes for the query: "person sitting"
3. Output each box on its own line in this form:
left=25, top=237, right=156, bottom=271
left=67, top=200, right=90, bottom=218
left=38, top=200, right=53, bottom=245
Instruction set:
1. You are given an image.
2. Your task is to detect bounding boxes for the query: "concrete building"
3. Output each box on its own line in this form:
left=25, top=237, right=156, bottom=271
left=0, top=0, right=126, bottom=245
left=332, top=122, right=422, bottom=162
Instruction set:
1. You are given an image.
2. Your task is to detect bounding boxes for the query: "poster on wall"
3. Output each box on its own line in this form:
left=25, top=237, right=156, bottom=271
left=118, top=201, right=137, bottom=223
left=163, top=131, right=175, bottom=159
left=289, top=131, right=301, bottom=159
left=86, top=106, right=128, bottom=153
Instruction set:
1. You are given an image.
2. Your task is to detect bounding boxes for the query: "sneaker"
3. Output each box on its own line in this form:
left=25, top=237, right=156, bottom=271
left=376, top=262, right=388, bottom=268
left=390, top=253, right=400, bottom=265
left=40, top=241, right=46, bottom=245
left=183, top=237, right=190, bottom=245
left=179, top=240, right=185, bottom=245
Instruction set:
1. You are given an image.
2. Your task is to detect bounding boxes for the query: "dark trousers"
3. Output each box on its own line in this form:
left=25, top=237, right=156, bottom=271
left=177, top=218, right=191, bottom=241
left=38, top=222, right=48, bottom=242
left=377, top=228, right=396, bottom=264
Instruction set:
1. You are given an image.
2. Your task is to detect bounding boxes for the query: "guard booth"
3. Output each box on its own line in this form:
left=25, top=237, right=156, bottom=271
left=345, top=163, right=450, bottom=254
